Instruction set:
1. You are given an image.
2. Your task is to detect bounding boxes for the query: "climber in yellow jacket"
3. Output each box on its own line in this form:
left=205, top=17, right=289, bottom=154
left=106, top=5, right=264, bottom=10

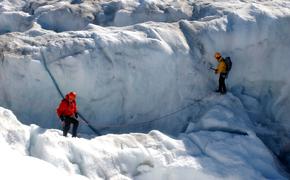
left=214, top=52, right=227, bottom=94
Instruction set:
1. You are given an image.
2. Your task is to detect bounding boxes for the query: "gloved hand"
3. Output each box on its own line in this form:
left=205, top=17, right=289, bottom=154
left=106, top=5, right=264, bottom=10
left=62, top=121, right=65, bottom=127
left=60, top=115, right=65, bottom=121
left=75, top=112, right=78, bottom=119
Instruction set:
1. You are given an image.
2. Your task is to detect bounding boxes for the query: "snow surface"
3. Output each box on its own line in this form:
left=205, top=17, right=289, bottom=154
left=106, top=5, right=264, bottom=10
left=0, top=0, right=290, bottom=179
left=0, top=107, right=286, bottom=179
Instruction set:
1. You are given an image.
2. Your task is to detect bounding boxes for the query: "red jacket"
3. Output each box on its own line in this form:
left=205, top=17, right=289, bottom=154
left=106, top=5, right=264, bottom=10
left=56, top=95, right=77, bottom=117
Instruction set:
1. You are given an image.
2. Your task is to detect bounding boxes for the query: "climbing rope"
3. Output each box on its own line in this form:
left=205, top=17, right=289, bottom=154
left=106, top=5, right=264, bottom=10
left=40, top=50, right=65, bottom=98
left=97, top=99, right=202, bottom=130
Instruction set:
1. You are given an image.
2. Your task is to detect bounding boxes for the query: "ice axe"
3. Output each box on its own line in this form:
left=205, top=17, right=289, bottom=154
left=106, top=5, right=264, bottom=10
left=209, top=66, right=216, bottom=71
left=206, top=62, right=216, bottom=71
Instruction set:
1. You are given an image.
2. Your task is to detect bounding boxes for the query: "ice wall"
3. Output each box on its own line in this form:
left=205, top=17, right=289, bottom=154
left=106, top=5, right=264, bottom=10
left=0, top=0, right=290, bottom=141
left=0, top=22, right=211, bottom=134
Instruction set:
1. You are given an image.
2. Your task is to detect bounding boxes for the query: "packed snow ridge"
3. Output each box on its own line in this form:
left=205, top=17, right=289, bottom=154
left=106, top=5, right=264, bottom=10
left=0, top=107, right=286, bottom=179
left=1, top=0, right=290, bottom=179
left=1, top=0, right=194, bottom=31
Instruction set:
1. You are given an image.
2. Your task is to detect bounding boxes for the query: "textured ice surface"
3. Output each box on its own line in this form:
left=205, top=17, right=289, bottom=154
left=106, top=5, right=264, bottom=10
left=0, top=107, right=286, bottom=179
left=0, top=0, right=290, bottom=178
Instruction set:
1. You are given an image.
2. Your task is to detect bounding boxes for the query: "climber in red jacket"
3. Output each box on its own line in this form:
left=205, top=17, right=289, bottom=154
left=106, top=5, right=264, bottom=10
left=56, top=91, right=79, bottom=137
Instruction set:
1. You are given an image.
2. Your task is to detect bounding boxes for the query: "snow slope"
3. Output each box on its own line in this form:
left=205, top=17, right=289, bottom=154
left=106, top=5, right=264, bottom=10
left=0, top=107, right=89, bottom=180
left=0, top=106, right=286, bottom=179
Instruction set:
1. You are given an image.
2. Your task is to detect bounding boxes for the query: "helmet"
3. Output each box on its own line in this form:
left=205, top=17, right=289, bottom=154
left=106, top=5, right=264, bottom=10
left=68, top=91, right=77, bottom=100
left=215, top=52, right=221, bottom=60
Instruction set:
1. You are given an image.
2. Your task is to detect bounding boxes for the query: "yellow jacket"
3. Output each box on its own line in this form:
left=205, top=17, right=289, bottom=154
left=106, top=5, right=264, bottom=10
left=216, top=58, right=227, bottom=74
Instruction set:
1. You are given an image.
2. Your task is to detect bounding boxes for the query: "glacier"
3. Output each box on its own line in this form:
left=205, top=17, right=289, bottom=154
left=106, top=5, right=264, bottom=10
left=0, top=106, right=286, bottom=179
left=0, top=0, right=290, bottom=179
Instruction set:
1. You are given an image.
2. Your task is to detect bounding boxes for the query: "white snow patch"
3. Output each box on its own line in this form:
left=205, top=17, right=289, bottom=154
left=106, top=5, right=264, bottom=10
left=0, top=12, right=33, bottom=34
left=0, top=107, right=287, bottom=179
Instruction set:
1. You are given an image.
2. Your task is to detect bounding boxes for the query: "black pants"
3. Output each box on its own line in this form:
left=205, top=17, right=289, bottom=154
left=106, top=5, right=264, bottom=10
left=63, top=116, right=79, bottom=137
left=218, top=73, right=227, bottom=94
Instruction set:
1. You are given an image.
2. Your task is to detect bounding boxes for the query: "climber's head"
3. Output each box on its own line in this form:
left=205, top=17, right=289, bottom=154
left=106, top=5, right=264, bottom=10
left=215, top=52, right=222, bottom=61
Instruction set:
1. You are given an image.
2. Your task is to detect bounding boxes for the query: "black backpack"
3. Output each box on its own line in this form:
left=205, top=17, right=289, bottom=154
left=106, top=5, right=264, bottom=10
left=224, top=57, right=232, bottom=75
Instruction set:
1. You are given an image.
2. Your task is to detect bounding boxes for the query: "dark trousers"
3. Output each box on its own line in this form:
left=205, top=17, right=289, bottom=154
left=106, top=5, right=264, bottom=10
left=63, top=116, right=79, bottom=137
left=218, top=73, right=227, bottom=94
